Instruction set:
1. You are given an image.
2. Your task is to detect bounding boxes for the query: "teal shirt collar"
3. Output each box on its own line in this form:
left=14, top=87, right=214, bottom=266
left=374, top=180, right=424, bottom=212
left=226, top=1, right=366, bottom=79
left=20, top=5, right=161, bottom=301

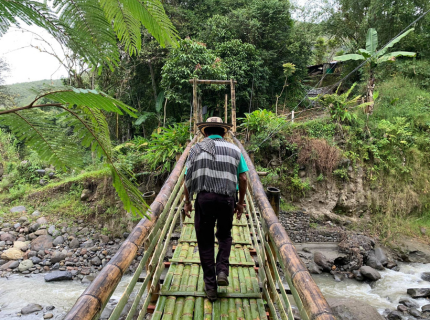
left=208, top=135, right=223, bottom=139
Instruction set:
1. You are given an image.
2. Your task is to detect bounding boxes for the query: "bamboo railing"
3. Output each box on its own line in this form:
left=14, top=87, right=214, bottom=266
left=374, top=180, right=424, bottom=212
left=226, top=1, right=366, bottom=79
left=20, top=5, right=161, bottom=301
left=232, top=136, right=336, bottom=320
left=65, top=133, right=335, bottom=320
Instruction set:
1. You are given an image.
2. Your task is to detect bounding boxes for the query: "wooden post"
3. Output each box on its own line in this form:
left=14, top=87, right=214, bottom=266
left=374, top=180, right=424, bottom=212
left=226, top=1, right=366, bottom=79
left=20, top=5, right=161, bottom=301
left=224, top=94, right=228, bottom=123
left=230, top=79, right=236, bottom=132
left=193, top=78, right=198, bottom=133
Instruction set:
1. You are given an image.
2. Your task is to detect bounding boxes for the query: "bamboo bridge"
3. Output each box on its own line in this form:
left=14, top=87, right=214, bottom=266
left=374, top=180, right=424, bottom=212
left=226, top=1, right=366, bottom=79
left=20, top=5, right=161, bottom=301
left=64, top=79, right=336, bottom=320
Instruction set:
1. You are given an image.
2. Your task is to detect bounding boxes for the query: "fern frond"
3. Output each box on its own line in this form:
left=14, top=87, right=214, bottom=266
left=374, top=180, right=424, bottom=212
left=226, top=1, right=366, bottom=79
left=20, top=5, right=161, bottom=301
left=119, top=0, right=179, bottom=48
left=0, top=89, right=148, bottom=218
left=0, top=110, right=83, bottom=171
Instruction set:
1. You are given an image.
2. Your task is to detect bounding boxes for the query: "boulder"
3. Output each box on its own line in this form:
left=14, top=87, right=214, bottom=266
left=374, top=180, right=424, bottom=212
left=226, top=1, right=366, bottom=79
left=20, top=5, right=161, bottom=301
left=407, top=288, right=430, bottom=298
left=387, top=311, right=403, bottom=320
left=36, top=217, right=48, bottom=225
left=422, top=304, right=430, bottom=312
left=44, top=270, right=73, bottom=282
left=13, top=241, right=28, bottom=250
left=48, top=225, right=56, bottom=235
left=359, top=266, right=381, bottom=281
left=69, top=238, right=80, bottom=249
left=29, top=223, right=41, bottom=233
left=81, top=189, right=92, bottom=201
left=53, top=236, right=64, bottom=246
left=51, top=251, right=66, bottom=263
left=399, top=298, right=419, bottom=308
left=21, top=303, right=43, bottom=314
left=422, top=272, right=430, bottom=282
left=10, top=206, right=26, bottom=213
left=328, top=298, right=384, bottom=320
left=366, top=251, right=384, bottom=270
left=374, top=247, right=388, bottom=266
left=314, top=251, right=332, bottom=271
left=409, top=308, right=422, bottom=317
left=1, top=247, right=24, bottom=260
left=0, top=233, right=15, bottom=242
left=307, top=261, right=322, bottom=274
left=99, top=235, right=109, bottom=244
left=31, top=235, right=53, bottom=251
left=32, top=210, right=41, bottom=217
left=352, top=270, right=364, bottom=281
left=18, top=259, right=34, bottom=272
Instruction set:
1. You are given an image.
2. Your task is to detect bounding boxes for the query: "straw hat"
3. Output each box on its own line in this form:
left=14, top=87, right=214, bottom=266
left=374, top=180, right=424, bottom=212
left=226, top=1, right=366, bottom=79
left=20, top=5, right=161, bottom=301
left=197, top=117, right=232, bottom=134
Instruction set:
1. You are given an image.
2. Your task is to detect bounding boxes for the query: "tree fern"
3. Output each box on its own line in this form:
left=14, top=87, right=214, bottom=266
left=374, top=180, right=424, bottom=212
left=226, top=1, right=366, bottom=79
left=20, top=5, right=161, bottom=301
left=0, top=0, right=178, bottom=69
left=0, top=89, right=149, bottom=218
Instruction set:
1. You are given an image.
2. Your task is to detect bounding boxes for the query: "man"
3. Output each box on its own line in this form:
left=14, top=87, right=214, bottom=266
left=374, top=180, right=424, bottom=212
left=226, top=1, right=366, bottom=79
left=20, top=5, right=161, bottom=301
left=183, top=117, right=248, bottom=301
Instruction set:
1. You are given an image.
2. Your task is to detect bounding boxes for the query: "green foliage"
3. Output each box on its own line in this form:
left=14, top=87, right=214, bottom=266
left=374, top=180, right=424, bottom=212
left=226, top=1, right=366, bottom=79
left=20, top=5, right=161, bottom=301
left=0, top=0, right=178, bottom=69
left=0, top=89, right=148, bottom=218
left=239, top=109, right=286, bottom=135
left=311, top=83, right=369, bottom=124
left=142, top=123, right=189, bottom=173
left=5, top=80, right=64, bottom=107
left=161, top=39, right=227, bottom=106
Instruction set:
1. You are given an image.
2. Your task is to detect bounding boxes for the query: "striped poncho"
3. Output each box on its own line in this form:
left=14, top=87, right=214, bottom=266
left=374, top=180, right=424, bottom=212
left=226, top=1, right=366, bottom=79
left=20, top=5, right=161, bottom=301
left=185, top=137, right=241, bottom=198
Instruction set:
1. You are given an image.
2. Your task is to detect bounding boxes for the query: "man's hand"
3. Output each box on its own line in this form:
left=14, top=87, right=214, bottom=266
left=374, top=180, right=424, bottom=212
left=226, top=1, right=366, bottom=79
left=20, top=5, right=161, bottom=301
left=184, top=202, right=193, bottom=218
left=234, top=202, right=245, bottom=220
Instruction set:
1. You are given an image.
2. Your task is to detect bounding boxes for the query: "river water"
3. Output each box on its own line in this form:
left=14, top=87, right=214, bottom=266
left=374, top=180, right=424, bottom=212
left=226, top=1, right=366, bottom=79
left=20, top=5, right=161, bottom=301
left=313, top=262, right=430, bottom=314
left=0, top=264, right=428, bottom=319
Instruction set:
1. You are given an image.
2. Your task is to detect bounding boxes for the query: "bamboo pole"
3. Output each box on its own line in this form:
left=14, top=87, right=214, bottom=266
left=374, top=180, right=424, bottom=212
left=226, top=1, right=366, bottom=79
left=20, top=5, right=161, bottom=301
left=65, top=137, right=197, bottom=320
left=230, top=79, right=236, bottom=132
left=195, top=269, right=205, bottom=320
left=233, top=137, right=336, bottom=320
left=188, top=79, right=237, bottom=84
left=224, top=94, right=228, bottom=123
left=193, top=78, right=198, bottom=133
left=152, top=264, right=177, bottom=320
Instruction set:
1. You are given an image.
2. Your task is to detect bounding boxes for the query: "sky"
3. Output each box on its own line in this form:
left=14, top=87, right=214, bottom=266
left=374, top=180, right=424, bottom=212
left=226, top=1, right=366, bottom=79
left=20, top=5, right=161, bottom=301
left=0, top=26, right=68, bottom=85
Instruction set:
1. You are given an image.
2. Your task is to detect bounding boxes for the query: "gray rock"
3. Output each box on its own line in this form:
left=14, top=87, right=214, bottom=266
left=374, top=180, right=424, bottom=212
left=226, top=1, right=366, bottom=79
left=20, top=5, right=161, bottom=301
left=409, top=308, right=422, bottom=317
left=407, top=288, right=430, bottom=298
left=51, top=251, right=66, bottom=263
left=31, top=235, right=53, bottom=251
left=18, top=259, right=33, bottom=272
left=422, top=304, right=430, bottom=312
left=53, top=236, right=64, bottom=246
left=44, top=313, right=54, bottom=319
left=48, top=225, right=56, bottom=235
left=386, top=261, right=397, bottom=269
left=10, top=206, right=26, bottom=213
left=21, top=303, right=43, bottom=314
left=307, top=261, right=322, bottom=274
left=32, top=210, right=41, bottom=217
left=46, top=306, right=55, bottom=311
left=422, top=272, right=430, bottom=282
left=80, top=227, right=89, bottom=234
left=352, top=270, right=364, bottom=281
left=91, top=256, right=102, bottom=266
left=44, top=271, right=73, bottom=282
left=29, top=223, right=41, bottom=233
left=0, top=241, right=5, bottom=248
left=0, top=233, right=14, bottom=242
left=99, top=235, right=109, bottom=244
left=30, top=256, right=42, bottom=264
left=36, top=169, right=46, bottom=176
left=69, top=238, right=80, bottom=249
left=387, top=311, right=403, bottom=320
left=400, top=298, right=419, bottom=308
left=397, top=304, right=408, bottom=312
left=314, top=251, right=332, bottom=271
left=9, top=261, right=20, bottom=269
left=366, top=251, right=384, bottom=270
left=81, top=239, right=94, bottom=248
left=36, top=217, right=48, bottom=225
left=14, top=223, right=21, bottom=229
left=328, top=298, right=384, bottom=320
left=40, top=179, right=47, bottom=186
left=359, top=266, right=381, bottom=281
left=0, top=259, right=7, bottom=266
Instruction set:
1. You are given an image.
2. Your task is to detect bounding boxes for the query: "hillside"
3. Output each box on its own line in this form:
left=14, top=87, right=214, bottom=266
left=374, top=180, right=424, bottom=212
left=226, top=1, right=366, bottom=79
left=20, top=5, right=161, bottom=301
left=6, top=79, right=64, bottom=106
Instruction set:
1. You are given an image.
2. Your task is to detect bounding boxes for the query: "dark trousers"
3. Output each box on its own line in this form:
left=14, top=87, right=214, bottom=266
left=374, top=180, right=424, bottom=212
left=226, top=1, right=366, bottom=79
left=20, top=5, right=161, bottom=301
left=194, top=191, right=235, bottom=290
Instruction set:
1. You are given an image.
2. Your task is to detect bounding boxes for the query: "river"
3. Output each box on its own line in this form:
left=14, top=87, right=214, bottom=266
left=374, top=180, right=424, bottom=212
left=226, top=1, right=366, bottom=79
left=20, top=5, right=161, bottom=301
left=0, top=263, right=428, bottom=319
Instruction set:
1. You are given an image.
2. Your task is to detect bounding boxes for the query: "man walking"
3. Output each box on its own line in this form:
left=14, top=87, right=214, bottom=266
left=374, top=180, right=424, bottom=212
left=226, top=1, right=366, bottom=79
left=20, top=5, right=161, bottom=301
left=183, top=117, right=248, bottom=301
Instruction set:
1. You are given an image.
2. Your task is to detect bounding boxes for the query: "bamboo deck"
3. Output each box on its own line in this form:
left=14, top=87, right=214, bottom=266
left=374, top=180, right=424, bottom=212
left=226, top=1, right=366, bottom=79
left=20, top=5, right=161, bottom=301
left=152, top=210, right=268, bottom=320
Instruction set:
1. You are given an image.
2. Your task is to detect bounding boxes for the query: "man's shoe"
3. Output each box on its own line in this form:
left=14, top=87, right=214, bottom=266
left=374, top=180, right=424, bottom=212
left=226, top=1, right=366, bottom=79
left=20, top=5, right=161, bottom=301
left=204, top=285, right=217, bottom=301
left=217, top=272, right=229, bottom=286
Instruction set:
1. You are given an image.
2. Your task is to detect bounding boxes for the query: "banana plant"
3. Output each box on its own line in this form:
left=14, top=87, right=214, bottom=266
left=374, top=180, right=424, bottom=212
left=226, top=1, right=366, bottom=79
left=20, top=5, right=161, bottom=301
left=334, top=28, right=416, bottom=114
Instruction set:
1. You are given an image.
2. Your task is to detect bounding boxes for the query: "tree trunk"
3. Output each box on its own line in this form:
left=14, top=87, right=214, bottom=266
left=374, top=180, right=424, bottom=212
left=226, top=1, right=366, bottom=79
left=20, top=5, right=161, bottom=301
left=148, top=60, right=157, bottom=102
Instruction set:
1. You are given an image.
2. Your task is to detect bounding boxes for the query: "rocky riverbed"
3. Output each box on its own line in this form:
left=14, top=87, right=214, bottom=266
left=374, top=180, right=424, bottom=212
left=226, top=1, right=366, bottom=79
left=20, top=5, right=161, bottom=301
left=0, top=206, right=142, bottom=281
